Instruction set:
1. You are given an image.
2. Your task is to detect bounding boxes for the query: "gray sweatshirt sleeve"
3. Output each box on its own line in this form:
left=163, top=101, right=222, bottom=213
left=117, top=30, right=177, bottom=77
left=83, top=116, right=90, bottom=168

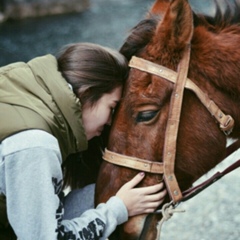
left=0, top=130, right=128, bottom=240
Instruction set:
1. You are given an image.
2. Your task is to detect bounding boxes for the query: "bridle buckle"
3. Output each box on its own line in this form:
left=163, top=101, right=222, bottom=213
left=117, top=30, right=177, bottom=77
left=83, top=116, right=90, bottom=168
left=220, top=115, right=234, bottom=136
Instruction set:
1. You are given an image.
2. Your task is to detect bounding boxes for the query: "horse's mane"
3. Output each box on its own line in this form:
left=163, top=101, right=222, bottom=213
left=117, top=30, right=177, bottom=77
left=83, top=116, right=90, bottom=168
left=120, top=0, right=240, bottom=61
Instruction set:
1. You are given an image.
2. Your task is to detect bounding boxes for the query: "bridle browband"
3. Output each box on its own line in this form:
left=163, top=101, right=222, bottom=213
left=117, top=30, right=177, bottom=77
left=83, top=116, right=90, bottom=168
left=102, top=46, right=239, bottom=205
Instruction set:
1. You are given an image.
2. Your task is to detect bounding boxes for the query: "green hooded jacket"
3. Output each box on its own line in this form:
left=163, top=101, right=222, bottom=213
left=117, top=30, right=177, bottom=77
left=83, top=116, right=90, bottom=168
left=0, top=55, right=88, bottom=229
left=0, top=54, right=88, bottom=159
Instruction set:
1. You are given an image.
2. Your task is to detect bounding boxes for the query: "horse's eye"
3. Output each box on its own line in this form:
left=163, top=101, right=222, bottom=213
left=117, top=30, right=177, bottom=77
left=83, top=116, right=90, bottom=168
left=136, top=110, right=158, bottom=122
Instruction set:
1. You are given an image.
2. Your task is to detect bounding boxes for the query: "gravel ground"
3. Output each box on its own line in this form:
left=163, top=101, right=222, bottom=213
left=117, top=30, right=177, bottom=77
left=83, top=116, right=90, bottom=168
left=0, top=1, right=239, bottom=239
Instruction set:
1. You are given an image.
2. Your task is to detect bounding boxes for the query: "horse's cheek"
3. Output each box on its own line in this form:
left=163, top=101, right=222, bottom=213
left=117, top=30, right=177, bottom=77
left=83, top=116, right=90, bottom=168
left=95, top=163, right=115, bottom=204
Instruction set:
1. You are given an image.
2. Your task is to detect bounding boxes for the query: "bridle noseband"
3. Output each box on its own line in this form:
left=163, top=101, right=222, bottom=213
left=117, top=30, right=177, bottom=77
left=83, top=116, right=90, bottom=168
left=103, top=45, right=238, bottom=205
left=103, top=148, right=163, bottom=174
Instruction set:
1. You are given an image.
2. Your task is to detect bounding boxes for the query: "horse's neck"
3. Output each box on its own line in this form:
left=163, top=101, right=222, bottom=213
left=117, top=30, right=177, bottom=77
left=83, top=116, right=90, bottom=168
left=191, top=29, right=240, bottom=136
left=192, top=25, right=240, bottom=90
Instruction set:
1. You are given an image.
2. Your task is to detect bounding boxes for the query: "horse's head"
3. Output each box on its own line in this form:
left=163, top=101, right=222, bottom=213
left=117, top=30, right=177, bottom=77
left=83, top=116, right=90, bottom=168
left=96, top=0, right=240, bottom=239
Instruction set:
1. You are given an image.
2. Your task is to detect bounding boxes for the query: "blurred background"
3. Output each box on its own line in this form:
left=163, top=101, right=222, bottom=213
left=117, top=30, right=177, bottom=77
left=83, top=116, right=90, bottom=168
left=0, top=0, right=239, bottom=239
left=0, top=0, right=238, bottom=66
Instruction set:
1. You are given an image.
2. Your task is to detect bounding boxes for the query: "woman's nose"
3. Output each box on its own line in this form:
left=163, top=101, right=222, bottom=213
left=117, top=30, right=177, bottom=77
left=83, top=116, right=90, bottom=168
left=106, top=113, right=112, bottom=126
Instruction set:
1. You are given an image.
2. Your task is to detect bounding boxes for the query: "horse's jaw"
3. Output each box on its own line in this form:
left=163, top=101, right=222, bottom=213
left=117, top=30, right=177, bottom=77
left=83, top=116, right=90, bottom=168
left=115, top=214, right=161, bottom=240
left=121, top=214, right=147, bottom=239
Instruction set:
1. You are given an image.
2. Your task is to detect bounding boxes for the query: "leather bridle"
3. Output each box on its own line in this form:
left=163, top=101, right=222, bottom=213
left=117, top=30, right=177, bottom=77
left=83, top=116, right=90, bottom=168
left=102, top=45, right=239, bottom=205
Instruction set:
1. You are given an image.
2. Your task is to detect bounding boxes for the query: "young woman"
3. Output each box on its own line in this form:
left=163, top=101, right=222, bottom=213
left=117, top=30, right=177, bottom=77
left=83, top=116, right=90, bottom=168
left=0, top=42, right=166, bottom=239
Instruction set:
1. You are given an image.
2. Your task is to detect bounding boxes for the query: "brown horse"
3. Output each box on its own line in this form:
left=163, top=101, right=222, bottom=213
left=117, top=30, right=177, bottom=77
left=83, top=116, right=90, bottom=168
left=95, top=0, right=240, bottom=239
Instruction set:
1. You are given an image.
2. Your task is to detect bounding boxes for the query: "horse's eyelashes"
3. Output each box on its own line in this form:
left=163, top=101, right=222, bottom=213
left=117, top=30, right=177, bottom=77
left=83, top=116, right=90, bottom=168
left=136, top=110, right=159, bottom=123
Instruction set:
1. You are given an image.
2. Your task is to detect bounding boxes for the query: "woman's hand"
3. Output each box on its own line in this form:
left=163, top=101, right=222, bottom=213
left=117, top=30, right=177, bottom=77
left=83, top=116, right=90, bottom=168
left=116, top=172, right=167, bottom=217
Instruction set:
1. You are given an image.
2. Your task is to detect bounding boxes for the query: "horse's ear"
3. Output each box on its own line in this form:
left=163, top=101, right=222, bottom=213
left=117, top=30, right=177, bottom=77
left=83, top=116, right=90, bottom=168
left=148, top=0, right=193, bottom=56
left=148, top=0, right=171, bottom=16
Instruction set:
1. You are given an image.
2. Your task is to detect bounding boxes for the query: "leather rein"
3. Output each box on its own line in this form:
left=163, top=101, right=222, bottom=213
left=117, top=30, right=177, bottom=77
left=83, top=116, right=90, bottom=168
left=102, top=46, right=240, bottom=205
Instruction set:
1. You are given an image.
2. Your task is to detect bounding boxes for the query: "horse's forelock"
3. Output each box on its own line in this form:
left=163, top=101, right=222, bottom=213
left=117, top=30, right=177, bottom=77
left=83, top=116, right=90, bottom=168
left=119, top=15, right=159, bottom=61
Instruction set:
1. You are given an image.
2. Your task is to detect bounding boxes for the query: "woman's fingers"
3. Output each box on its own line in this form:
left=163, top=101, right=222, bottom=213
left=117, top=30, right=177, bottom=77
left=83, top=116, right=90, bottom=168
left=136, top=182, right=165, bottom=195
left=124, top=172, right=145, bottom=189
left=144, top=189, right=167, bottom=202
left=123, top=173, right=165, bottom=194
left=116, top=172, right=167, bottom=216
left=137, top=197, right=166, bottom=214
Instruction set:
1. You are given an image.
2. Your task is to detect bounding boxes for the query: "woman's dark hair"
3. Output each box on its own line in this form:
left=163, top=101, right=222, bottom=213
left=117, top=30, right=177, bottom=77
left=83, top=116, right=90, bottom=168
left=56, top=43, right=129, bottom=189
left=57, top=42, right=128, bottom=107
